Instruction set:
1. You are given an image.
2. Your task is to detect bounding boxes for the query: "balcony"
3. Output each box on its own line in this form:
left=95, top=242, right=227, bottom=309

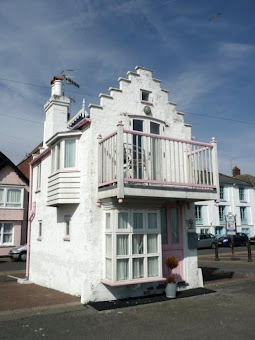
left=98, top=123, right=219, bottom=202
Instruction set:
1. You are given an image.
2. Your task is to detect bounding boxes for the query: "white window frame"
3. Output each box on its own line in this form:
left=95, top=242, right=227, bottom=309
left=51, top=138, right=78, bottom=173
left=219, top=206, right=227, bottom=225
left=0, top=186, right=24, bottom=209
left=141, top=89, right=152, bottom=103
left=220, top=185, right=226, bottom=201
left=195, top=205, right=203, bottom=225
left=104, top=209, right=162, bottom=283
left=0, top=222, right=14, bottom=245
left=239, top=187, right=246, bottom=202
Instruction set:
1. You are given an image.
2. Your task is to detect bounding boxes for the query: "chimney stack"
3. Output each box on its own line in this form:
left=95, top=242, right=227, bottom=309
left=232, top=166, right=241, bottom=177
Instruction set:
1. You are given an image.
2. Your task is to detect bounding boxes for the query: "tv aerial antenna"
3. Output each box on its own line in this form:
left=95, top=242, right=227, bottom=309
left=60, top=69, right=80, bottom=102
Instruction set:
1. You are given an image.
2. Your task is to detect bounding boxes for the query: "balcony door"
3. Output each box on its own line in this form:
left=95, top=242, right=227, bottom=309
left=161, top=206, right=183, bottom=282
left=132, top=119, right=161, bottom=180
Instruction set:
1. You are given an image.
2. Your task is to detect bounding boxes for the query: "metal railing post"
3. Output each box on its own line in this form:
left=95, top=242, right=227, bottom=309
left=214, top=241, right=219, bottom=261
left=248, top=241, right=252, bottom=262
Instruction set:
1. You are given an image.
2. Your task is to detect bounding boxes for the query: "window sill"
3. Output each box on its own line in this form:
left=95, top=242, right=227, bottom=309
left=37, top=237, right=42, bottom=241
left=63, top=237, right=70, bottom=241
left=101, top=277, right=166, bottom=287
left=35, top=189, right=41, bottom=194
left=141, top=100, right=153, bottom=106
left=0, top=244, right=15, bottom=248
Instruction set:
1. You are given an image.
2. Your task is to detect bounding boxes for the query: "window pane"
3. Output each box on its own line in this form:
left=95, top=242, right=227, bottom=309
left=106, top=235, right=112, bottom=255
left=117, top=259, right=129, bottom=280
left=118, top=212, right=128, bottom=229
left=117, top=235, right=129, bottom=255
left=6, top=189, right=21, bottom=207
left=133, top=213, right=143, bottom=229
left=65, top=140, right=76, bottom=168
left=0, top=188, right=4, bottom=205
left=3, top=234, right=12, bottom=243
left=147, top=234, right=158, bottom=253
left=4, top=223, right=13, bottom=233
left=51, top=146, right=55, bottom=172
left=132, top=234, right=144, bottom=254
left=171, top=208, right=179, bottom=243
left=148, top=257, right=158, bottom=277
left=56, top=143, right=60, bottom=170
left=106, top=213, right=111, bottom=229
left=133, top=258, right=144, bottom=279
left=161, top=209, right=167, bottom=244
left=148, top=213, right=157, bottom=229
left=106, top=259, right=112, bottom=280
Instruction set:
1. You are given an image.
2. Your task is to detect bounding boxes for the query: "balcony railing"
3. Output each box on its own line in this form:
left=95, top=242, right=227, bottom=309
left=98, top=123, right=219, bottom=199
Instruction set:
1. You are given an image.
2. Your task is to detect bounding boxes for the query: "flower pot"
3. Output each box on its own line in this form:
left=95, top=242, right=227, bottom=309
left=165, top=282, right=177, bottom=298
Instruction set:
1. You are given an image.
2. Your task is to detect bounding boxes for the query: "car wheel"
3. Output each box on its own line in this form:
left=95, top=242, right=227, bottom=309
left=211, top=243, right=216, bottom=249
left=19, top=252, right=27, bottom=262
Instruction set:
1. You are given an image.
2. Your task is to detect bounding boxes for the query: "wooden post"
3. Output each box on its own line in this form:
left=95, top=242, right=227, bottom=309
left=116, top=121, right=124, bottom=199
left=97, top=134, right=103, bottom=184
left=211, top=137, right=220, bottom=202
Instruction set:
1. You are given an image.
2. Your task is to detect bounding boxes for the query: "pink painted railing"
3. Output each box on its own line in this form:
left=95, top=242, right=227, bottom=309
left=98, top=124, right=219, bottom=195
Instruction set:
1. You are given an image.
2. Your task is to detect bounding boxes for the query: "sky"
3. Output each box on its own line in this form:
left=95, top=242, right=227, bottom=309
left=0, top=0, right=255, bottom=176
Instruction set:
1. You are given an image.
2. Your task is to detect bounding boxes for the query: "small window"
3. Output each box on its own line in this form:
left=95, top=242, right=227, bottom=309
left=38, top=221, right=42, bottom=239
left=141, top=90, right=151, bottom=102
left=36, top=163, right=41, bottom=191
left=64, top=215, right=71, bottom=239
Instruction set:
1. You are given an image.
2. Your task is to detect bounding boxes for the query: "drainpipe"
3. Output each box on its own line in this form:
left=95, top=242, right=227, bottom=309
left=25, top=163, right=35, bottom=279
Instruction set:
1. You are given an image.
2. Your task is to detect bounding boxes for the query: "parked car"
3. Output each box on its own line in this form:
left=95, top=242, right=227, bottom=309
left=217, top=233, right=249, bottom=247
left=197, top=233, right=217, bottom=249
left=9, top=244, right=27, bottom=262
left=249, top=235, right=255, bottom=245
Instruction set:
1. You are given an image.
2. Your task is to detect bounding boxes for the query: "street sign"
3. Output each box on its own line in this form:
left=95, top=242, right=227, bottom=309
left=226, top=213, right=236, bottom=235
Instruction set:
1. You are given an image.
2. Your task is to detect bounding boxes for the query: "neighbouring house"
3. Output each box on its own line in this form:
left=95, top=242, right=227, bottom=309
left=17, top=142, right=43, bottom=180
left=27, top=66, right=219, bottom=303
left=195, top=172, right=255, bottom=238
left=0, top=152, right=29, bottom=256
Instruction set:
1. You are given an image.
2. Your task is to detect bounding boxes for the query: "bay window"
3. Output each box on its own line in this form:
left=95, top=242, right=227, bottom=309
left=51, top=138, right=78, bottom=173
left=0, top=222, right=14, bottom=245
left=104, top=210, right=162, bottom=283
left=0, top=187, right=23, bottom=208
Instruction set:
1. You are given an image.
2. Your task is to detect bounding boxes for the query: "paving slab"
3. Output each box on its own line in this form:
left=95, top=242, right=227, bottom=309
left=0, top=281, right=80, bottom=314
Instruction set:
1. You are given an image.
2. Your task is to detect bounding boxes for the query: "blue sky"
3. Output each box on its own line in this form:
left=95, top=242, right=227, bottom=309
left=0, top=0, right=255, bottom=176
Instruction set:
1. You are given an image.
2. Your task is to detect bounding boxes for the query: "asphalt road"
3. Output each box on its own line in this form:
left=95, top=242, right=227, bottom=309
left=0, top=257, right=26, bottom=272
left=0, top=279, right=255, bottom=339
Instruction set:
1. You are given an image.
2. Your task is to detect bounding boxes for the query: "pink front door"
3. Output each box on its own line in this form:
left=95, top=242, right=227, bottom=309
left=162, top=206, right=184, bottom=282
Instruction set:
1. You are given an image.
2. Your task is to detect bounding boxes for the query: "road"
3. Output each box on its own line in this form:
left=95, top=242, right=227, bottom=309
left=0, top=279, right=255, bottom=339
left=0, top=257, right=26, bottom=272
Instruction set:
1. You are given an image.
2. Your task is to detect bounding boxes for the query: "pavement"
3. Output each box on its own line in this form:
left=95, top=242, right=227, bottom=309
left=0, top=250, right=255, bottom=318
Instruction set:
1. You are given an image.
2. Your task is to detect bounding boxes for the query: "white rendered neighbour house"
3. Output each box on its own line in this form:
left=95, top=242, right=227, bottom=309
left=27, top=67, right=219, bottom=303
left=195, top=173, right=255, bottom=237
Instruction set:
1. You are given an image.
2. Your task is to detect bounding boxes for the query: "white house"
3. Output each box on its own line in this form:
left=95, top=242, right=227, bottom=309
left=195, top=173, right=255, bottom=238
left=27, top=67, right=219, bottom=303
